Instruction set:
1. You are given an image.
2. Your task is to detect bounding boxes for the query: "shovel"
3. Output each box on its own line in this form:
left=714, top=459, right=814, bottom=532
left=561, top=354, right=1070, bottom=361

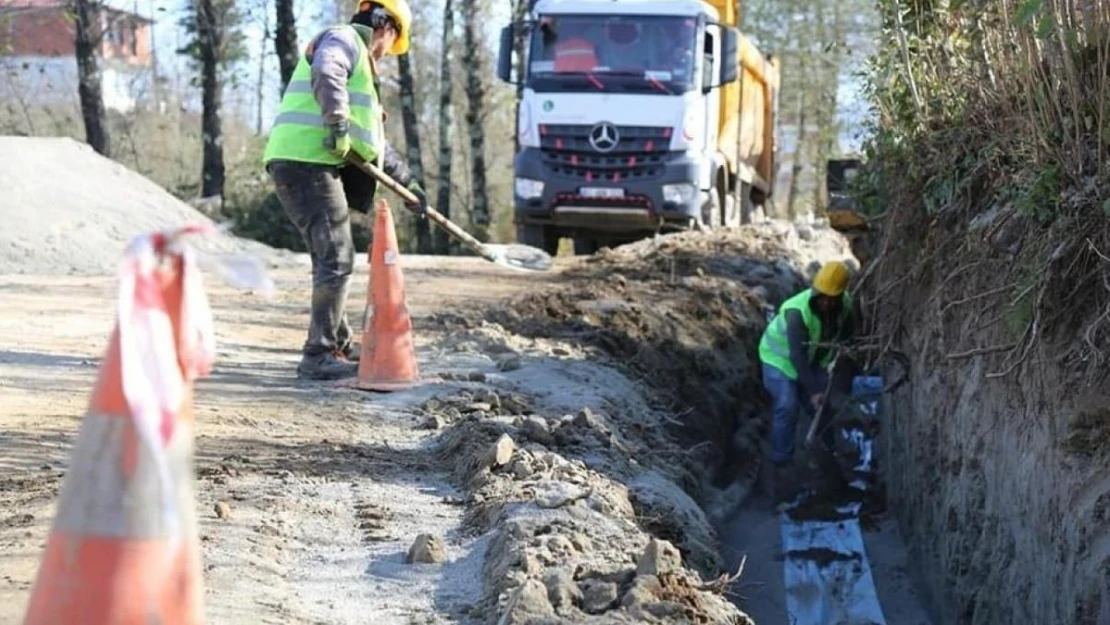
left=346, top=156, right=553, bottom=272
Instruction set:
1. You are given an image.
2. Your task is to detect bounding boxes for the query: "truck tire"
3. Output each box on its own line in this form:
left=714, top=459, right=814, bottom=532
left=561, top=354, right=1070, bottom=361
left=739, top=181, right=755, bottom=224
left=701, top=188, right=722, bottom=230
left=573, top=237, right=599, bottom=256
left=724, top=194, right=738, bottom=227
left=516, top=224, right=559, bottom=256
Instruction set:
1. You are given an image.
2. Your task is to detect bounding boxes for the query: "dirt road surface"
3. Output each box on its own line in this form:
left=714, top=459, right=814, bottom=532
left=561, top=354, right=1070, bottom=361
left=0, top=255, right=555, bottom=624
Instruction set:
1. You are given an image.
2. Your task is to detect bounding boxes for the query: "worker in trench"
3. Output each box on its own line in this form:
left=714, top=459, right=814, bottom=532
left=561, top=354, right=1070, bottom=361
left=262, top=0, right=428, bottom=381
left=757, top=261, right=855, bottom=498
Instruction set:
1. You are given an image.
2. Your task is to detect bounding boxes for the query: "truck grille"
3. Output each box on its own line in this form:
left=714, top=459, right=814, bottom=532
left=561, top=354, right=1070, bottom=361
left=538, top=124, right=675, bottom=182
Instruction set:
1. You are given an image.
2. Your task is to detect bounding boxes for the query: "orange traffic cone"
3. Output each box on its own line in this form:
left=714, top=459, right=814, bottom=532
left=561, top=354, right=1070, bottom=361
left=23, top=226, right=214, bottom=625
left=353, top=198, right=419, bottom=391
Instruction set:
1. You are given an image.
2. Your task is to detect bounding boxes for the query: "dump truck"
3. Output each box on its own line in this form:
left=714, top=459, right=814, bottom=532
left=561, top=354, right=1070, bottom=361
left=825, top=157, right=873, bottom=266
left=497, top=0, right=780, bottom=255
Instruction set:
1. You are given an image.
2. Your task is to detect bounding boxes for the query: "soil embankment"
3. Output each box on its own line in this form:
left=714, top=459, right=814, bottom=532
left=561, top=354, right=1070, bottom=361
left=868, top=196, right=1110, bottom=624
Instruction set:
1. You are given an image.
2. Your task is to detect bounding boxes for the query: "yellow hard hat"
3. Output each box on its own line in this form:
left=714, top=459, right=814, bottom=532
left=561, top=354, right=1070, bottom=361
left=359, top=0, right=412, bottom=56
left=813, top=261, right=851, bottom=297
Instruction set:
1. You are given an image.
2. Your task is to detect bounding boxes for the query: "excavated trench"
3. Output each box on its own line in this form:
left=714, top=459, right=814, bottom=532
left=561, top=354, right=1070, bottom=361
left=466, top=226, right=934, bottom=623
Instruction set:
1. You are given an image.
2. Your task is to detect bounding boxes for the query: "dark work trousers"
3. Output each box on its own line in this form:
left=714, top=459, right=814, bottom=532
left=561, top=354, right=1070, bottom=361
left=267, top=160, right=378, bottom=358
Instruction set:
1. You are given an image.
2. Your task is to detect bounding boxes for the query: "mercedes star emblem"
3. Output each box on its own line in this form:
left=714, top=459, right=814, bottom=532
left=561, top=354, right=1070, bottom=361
left=588, top=122, right=620, bottom=153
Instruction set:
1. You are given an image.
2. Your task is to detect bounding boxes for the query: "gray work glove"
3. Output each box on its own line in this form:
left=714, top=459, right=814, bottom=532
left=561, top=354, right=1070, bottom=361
left=323, top=120, right=351, bottom=160
left=404, top=179, right=428, bottom=219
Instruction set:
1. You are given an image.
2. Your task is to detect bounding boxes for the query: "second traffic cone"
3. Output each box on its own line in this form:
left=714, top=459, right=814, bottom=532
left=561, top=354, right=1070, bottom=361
left=355, top=198, right=419, bottom=391
left=22, top=225, right=215, bottom=625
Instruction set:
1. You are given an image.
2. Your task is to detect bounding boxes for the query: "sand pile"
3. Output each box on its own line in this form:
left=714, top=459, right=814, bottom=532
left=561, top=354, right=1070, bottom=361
left=0, top=136, right=293, bottom=275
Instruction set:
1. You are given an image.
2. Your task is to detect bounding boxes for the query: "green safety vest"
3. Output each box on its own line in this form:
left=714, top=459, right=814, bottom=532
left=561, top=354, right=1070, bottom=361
left=263, top=25, right=383, bottom=167
left=759, top=288, right=852, bottom=380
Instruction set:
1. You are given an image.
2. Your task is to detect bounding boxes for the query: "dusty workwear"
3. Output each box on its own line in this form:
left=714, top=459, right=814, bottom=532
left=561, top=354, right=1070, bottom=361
left=263, top=20, right=421, bottom=380
left=758, top=280, right=854, bottom=465
left=264, top=26, right=383, bottom=166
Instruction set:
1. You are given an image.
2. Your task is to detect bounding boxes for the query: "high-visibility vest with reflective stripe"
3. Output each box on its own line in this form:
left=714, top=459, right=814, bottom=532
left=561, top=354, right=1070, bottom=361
left=554, top=38, right=598, bottom=72
left=263, top=25, right=383, bottom=167
left=758, top=288, right=851, bottom=380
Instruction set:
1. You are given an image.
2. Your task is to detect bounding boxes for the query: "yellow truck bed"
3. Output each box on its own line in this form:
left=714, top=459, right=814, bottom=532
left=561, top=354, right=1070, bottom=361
left=702, top=0, right=780, bottom=198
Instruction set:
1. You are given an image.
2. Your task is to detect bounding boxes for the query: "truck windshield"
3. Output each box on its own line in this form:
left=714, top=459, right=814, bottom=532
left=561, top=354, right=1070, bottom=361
left=527, top=14, right=697, bottom=94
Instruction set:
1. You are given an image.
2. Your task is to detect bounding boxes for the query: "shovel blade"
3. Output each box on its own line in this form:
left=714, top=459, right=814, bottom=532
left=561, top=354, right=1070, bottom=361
left=484, top=244, right=554, bottom=272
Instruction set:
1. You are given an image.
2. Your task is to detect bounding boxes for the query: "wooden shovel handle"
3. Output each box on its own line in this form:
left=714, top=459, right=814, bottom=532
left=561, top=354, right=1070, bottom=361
left=346, top=156, right=496, bottom=262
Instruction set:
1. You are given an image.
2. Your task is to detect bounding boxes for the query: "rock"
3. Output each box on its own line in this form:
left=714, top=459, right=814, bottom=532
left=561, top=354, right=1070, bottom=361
left=469, top=402, right=494, bottom=413
left=475, top=389, right=503, bottom=411
left=636, top=538, right=682, bottom=577
left=497, top=578, right=555, bottom=624
left=796, top=224, right=815, bottom=241
left=579, top=578, right=619, bottom=614
left=534, top=480, right=590, bottom=509
left=487, top=434, right=516, bottom=468
left=519, top=417, right=554, bottom=445
left=467, top=371, right=487, bottom=382
left=518, top=552, right=543, bottom=576
left=621, top=574, right=663, bottom=609
left=573, top=407, right=602, bottom=431
left=406, top=533, right=447, bottom=564
left=497, top=355, right=523, bottom=372
left=502, top=393, right=533, bottom=414
left=544, top=568, right=582, bottom=611
left=552, top=347, right=571, bottom=356
left=571, top=533, right=592, bottom=554
left=421, top=414, right=447, bottom=430
left=511, top=457, right=536, bottom=479
left=544, top=535, right=576, bottom=560
left=214, top=501, right=231, bottom=520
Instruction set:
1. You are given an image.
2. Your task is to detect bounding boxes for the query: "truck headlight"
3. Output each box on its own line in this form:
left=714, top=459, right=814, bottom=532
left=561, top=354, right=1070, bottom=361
left=663, top=183, right=697, bottom=204
left=515, top=178, right=544, bottom=200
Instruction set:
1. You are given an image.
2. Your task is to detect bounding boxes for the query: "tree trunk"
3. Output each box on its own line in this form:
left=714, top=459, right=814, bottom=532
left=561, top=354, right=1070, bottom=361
left=460, top=0, right=490, bottom=239
left=196, top=0, right=226, bottom=199
left=786, top=90, right=806, bottom=220
left=434, top=0, right=456, bottom=254
left=274, top=0, right=298, bottom=93
left=511, top=0, right=528, bottom=154
left=73, top=0, right=110, bottom=157
left=255, top=2, right=270, bottom=135
left=397, top=51, right=430, bottom=253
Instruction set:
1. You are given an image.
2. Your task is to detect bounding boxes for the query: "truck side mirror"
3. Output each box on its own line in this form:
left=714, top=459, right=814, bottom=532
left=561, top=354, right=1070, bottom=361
left=720, top=27, right=740, bottom=84
left=497, top=25, right=515, bottom=84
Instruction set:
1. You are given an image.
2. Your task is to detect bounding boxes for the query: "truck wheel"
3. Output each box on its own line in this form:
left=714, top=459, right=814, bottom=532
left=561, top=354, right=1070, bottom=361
left=739, top=181, right=756, bottom=224
left=573, top=237, right=599, bottom=256
left=724, top=194, right=738, bottom=227
left=701, top=189, right=722, bottom=230
left=516, top=224, right=559, bottom=256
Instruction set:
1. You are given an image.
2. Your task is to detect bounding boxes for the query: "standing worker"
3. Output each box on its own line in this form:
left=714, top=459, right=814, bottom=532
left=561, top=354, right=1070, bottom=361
left=263, top=0, right=428, bottom=381
left=757, top=261, right=855, bottom=496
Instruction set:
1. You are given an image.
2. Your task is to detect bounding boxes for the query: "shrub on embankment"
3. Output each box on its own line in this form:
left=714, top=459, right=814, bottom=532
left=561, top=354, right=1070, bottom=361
left=858, top=2, right=1110, bottom=623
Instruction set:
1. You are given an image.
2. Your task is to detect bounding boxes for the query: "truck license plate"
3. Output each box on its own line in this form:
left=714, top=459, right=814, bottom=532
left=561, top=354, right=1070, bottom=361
left=580, top=187, right=624, bottom=199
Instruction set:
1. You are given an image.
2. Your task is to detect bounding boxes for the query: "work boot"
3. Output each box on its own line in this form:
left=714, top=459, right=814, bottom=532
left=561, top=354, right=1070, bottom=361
left=297, top=351, right=358, bottom=381
left=341, top=341, right=361, bottom=363
left=770, top=462, right=796, bottom=504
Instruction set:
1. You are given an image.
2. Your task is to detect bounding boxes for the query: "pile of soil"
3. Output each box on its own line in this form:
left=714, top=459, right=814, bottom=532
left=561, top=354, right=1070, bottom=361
left=0, top=137, right=291, bottom=275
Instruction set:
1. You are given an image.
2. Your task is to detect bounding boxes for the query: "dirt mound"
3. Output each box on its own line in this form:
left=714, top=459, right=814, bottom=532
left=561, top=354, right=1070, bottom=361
left=421, top=380, right=751, bottom=624
left=0, top=136, right=292, bottom=275
left=473, top=226, right=855, bottom=487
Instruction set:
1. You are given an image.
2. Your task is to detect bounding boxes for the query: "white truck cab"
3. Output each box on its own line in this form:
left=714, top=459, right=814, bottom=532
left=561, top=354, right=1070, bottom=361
left=497, top=0, right=746, bottom=255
